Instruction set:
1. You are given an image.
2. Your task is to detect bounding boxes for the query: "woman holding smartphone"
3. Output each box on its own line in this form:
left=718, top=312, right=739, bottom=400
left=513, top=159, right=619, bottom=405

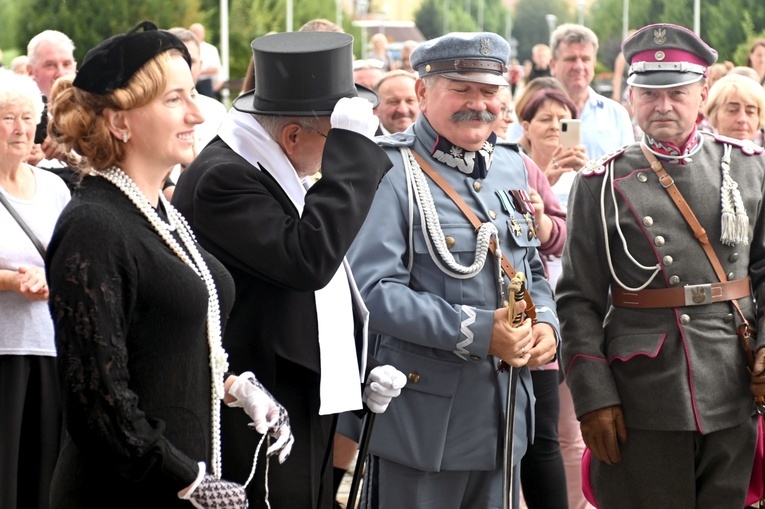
left=517, top=88, right=588, bottom=187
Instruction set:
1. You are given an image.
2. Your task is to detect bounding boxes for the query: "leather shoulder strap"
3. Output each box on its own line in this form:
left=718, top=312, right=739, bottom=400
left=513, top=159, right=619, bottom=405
left=0, top=191, right=46, bottom=260
left=410, top=149, right=537, bottom=323
left=640, top=144, right=749, bottom=324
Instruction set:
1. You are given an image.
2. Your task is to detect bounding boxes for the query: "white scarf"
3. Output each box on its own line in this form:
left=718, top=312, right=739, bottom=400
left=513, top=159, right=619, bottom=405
left=218, top=109, right=366, bottom=414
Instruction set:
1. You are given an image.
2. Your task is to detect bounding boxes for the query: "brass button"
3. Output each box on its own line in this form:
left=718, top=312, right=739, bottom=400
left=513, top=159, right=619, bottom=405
left=724, top=314, right=734, bottom=323
left=489, top=210, right=497, bottom=220
left=663, top=255, right=673, bottom=266
left=473, top=182, right=483, bottom=192
left=470, top=355, right=481, bottom=361
left=637, top=172, right=648, bottom=183
left=643, top=216, right=654, bottom=227
left=445, top=236, right=456, bottom=249
left=680, top=314, right=690, bottom=325
left=654, top=236, right=665, bottom=247
left=730, top=253, right=740, bottom=262
left=669, top=275, right=681, bottom=286
left=728, top=272, right=735, bottom=280
left=407, top=371, right=420, bottom=383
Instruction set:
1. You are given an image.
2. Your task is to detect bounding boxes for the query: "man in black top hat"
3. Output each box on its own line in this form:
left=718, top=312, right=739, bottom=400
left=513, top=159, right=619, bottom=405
left=173, top=31, right=406, bottom=509
left=558, top=23, right=765, bottom=508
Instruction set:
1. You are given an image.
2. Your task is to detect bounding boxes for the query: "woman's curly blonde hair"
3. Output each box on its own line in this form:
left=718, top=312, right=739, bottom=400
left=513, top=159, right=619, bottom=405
left=48, top=50, right=179, bottom=173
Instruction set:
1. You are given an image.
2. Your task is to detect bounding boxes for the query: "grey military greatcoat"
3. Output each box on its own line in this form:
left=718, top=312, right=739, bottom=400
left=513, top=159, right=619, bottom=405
left=558, top=133, right=765, bottom=434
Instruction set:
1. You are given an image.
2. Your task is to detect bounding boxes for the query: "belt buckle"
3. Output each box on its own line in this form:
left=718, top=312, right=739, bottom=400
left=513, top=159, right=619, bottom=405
left=684, top=284, right=712, bottom=306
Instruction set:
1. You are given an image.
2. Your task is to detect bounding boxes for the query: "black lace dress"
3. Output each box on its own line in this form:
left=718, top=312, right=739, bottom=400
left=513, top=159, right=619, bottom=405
left=46, top=176, right=235, bottom=508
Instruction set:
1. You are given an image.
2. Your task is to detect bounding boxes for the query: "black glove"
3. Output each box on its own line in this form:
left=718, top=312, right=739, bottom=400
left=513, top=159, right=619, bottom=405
left=580, top=405, right=627, bottom=465
left=186, top=475, right=248, bottom=509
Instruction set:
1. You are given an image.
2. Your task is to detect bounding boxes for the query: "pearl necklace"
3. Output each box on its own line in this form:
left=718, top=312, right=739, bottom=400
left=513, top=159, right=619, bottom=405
left=92, top=166, right=229, bottom=480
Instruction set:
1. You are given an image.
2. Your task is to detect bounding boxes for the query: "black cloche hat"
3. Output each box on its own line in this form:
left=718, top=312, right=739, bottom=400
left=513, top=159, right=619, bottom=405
left=233, top=31, right=378, bottom=116
left=74, top=21, right=191, bottom=95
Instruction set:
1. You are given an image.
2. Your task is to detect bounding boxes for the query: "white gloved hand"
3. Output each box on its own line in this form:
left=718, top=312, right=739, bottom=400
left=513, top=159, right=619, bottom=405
left=330, top=96, right=379, bottom=140
left=226, top=372, right=295, bottom=463
left=363, top=365, right=407, bottom=414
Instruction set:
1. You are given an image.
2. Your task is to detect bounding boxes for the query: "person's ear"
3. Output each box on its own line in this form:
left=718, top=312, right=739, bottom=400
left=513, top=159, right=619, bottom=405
left=415, top=78, right=428, bottom=113
left=103, top=108, right=129, bottom=143
left=278, top=123, right=302, bottom=156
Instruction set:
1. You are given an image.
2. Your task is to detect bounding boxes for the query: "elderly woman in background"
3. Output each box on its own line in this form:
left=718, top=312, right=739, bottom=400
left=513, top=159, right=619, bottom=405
left=0, top=67, right=70, bottom=509
left=46, top=22, right=292, bottom=508
left=705, top=73, right=765, bottom=146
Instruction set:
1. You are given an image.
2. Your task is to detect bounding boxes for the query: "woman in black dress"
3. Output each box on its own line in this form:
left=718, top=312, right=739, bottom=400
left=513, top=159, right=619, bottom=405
left=46, top=22, right=293, bottom=508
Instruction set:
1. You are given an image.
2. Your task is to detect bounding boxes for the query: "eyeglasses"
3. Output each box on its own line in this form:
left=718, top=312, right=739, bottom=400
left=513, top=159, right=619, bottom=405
left=300, top=123, right=328, bottom=138
left=500, top=105, right=514, bottom=120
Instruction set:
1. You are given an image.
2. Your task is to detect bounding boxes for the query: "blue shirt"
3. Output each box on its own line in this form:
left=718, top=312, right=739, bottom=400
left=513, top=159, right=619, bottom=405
left=579, top=87, right=634, bottom=158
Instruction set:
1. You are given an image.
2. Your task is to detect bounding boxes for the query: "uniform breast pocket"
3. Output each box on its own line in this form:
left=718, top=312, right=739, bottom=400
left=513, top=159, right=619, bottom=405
left=411, top=224, right=487, bottom=306
left=504, top=218, right=541, bottom=248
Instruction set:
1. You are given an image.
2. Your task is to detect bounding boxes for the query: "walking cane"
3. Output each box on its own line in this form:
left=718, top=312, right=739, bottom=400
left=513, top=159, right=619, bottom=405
left=501, top=273, right=527, bottom=509
left=346, top=413, right=375, bottom=509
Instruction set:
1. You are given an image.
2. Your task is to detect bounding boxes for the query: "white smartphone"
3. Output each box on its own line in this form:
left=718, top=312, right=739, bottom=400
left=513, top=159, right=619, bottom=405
left=560, top=119, right=582, bottom=149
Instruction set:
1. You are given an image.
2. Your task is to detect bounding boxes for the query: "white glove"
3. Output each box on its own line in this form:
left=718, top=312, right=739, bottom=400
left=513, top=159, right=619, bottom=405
left=183, top=475, right=248, bottom=509
left=330, top=96, right=379, bottom=140
left=363, top=365, right=407, bottom=414
left=226, top=372, right=295, bottom=463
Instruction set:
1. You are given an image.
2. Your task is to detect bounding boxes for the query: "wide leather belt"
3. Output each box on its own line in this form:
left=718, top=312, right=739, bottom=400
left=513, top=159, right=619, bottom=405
left=611, top=277, right=751, bottom=309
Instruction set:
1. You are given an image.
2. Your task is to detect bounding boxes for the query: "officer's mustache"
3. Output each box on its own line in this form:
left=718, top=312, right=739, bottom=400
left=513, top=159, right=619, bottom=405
left=650, top=113, right=680, bottom=122
left=451, top=110, right=496, bottom=123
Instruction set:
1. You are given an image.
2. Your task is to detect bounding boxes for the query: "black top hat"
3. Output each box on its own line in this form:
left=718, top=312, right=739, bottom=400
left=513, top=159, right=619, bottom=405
left=74, top=21, right=191, bottom=95
left=233, top=31, right=378, bottom=116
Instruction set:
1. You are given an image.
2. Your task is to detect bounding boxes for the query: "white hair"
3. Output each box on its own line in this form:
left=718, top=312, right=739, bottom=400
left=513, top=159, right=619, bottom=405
left=0, top=68, right=45, bottom=123
left=27, top=30, right=75, bottom=66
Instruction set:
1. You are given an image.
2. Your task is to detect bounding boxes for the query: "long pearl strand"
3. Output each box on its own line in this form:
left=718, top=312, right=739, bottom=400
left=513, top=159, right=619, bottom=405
left=92, top=166, right=228, bottom=480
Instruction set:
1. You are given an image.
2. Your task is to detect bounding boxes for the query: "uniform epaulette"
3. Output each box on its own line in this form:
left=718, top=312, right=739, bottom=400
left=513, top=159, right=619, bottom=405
left=494, top=139, right=521, bottom=152
left=710, top=133, right=764, bottom=156
left=376, top=132, right=416, bottom=148
left=581, top=147, right=626, bottom=177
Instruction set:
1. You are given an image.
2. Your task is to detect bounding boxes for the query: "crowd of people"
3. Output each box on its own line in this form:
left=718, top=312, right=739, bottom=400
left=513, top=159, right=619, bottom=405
left=2, top=15, right=765, bottom=509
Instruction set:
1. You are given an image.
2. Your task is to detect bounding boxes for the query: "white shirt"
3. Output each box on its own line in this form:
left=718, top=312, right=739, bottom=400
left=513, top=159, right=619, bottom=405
left=0, top=167, right=70, bottom=356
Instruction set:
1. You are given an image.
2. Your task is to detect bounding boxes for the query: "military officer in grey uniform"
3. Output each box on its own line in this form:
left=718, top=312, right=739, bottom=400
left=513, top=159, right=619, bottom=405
left=558, top=23, right=765, bottom=508
left=347, top=32, right=559, bottom=509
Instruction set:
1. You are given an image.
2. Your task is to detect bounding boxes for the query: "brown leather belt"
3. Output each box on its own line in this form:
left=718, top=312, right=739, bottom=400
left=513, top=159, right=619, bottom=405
left=611, top=277, right=751, bottom=309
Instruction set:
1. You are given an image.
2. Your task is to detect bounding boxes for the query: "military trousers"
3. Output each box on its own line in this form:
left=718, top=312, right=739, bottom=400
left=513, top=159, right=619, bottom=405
left=590, top=418, right=757, bottom=509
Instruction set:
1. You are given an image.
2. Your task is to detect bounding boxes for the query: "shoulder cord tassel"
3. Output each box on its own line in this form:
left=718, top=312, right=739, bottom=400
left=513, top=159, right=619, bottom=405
left=720, top=143, right=749, bottom=246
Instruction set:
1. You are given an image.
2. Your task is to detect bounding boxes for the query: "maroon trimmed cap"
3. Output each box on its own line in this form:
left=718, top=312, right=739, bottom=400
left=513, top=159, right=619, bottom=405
left=623, top=23, right=717, bottom=88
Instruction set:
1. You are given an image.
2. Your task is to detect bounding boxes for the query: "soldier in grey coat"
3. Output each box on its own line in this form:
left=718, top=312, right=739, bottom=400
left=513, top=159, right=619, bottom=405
left=348, top=32, right=559, bottom=509
left=558, top=23, right=765, bottom=508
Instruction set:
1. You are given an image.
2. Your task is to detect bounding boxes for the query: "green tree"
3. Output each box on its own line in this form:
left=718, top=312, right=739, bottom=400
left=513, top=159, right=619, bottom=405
left=0, top=0, right=21, bottom=53
left=511, top=0, right=571, bottom=62
left=16, top=0, right=203, bottom=64
left=588, top=0, right=765, bottom=68
left=415, top=0, right=511, bottom=41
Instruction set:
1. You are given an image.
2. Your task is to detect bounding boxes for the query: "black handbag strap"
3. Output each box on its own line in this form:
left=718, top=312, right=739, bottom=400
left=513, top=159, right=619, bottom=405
left=0, top=191, right=46, bottom=260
